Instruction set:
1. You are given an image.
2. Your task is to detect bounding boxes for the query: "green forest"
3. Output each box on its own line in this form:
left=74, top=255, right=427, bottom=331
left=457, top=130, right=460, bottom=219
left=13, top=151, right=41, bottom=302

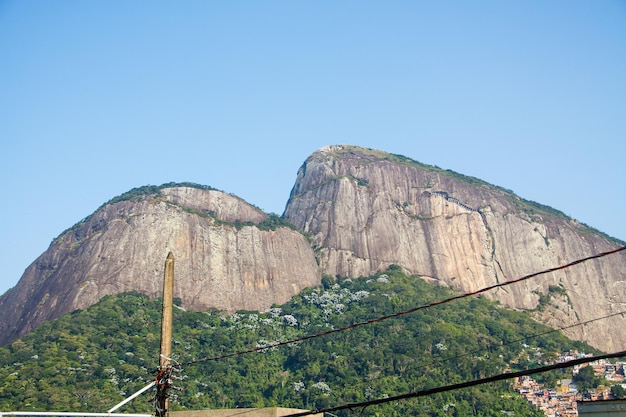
left=0, top=269, right=607, bottom=416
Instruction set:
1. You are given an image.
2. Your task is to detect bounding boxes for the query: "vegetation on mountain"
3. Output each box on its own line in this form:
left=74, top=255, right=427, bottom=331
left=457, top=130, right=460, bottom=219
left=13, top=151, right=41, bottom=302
left=0, top=269, right=610, bottom=416
left=324, top=145, right=626, bottom=245
left=106, top=182, right=218, bottom=205
left=612, top=384, right=626, bottom=399
left=59, top=183, right=219, bottom=239
left=572, top=365, right=604, bottom=392
left=214, top=212, right=298, bottom=231
left=532, top=284, right=572, bottom=312
left=58, top=182, right=296, bottom=241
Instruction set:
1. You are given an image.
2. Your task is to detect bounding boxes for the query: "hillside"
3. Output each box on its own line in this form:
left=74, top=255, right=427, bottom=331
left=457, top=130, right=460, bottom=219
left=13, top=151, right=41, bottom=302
left=1, top=145, right=625, bottom=352
left=0, top=184, right=320, bottom=346
left=0, top=269, right=601, bottom=416
left=284, top=145, right=626, bottom=351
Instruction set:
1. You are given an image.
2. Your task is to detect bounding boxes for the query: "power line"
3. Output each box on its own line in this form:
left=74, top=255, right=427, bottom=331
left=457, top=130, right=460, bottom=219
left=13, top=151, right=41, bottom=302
left=508, top=309, right=626, bottom=344
left=296, top=309, right=626, bottom=414
left=396, top=309, right=626, bottom=376
left=179, top=306, right=625, bottom=413
left=180, top=246, right=626, bottom=367
left=282, top=349, right=626, bottom=417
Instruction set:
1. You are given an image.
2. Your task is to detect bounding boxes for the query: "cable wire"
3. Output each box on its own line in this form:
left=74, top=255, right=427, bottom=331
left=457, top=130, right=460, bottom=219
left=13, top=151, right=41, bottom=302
left=301, top=309, right=626, bottom=410
left=282, top=349, right=626, bottom=417
left=318, top=309, right=626, bottom=405
left=180, top=246, right=626, bottom=367
left=392, top=309, right=626, bottom=377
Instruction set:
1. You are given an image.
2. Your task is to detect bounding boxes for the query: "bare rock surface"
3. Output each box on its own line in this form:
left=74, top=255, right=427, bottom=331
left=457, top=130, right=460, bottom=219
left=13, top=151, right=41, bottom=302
left=284, top=145, right=626, bottom=351
left=0, top=186, right=320, bottom=345
left=2, top=145, right=625, bottom=352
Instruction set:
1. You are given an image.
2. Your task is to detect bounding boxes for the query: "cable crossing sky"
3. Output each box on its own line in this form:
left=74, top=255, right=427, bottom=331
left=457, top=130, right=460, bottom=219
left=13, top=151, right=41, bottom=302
left=178, top=246, right=626, bottom=368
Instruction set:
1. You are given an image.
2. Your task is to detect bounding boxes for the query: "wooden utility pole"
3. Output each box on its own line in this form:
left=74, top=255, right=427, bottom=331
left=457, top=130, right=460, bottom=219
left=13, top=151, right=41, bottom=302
left=156, top=251, right=175, bottom=417
left=160, top=251, right=175, bottom=368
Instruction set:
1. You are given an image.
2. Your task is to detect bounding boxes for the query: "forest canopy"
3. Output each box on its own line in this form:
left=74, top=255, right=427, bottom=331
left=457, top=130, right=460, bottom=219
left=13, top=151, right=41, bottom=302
left=0, top=269, right=604, bottom=416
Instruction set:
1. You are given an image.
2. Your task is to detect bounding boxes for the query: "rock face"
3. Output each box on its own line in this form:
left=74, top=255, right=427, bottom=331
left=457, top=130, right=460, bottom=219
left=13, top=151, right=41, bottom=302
left=1, top=145, right=625, bottom=352
left=0, top=186, right=320, bottom=346
left=283, top=145, right=626, bottom=352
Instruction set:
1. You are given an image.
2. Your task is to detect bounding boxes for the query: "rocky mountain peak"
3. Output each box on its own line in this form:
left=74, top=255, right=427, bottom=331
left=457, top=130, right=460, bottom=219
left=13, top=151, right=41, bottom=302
left=1, top=147, right=624, bottom=352
left=0, top=184, right=320, bottom=346
left=284, top=145, right=626, bottom=352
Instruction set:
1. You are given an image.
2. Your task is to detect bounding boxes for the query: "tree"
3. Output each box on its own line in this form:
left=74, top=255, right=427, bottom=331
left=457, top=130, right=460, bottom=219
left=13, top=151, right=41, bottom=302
left=0, top=273, right=597, bottom=415
left=611, top=384, right=626, bottom=399
left=573, top=366, right=600, bottom=391
left=321, top=275, right=335, bottom=289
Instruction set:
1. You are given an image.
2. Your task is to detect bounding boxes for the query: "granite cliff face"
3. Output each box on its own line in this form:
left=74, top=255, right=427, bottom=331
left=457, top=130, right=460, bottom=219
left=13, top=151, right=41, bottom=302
left=0, top=186, right=320, bottom=346
left=2, top=145, right=624, bottom=352
left=283, top=145, right=626, bottom=351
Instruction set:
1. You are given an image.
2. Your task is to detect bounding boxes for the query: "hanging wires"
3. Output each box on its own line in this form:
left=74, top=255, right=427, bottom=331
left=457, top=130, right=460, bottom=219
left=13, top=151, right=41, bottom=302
left=166, top=247, right=625, bottom=414
left=151, top=366, right=173, bottom=417
left=281, top=348, right=626, bottom=417
left=180, top=246, right=626, bottom=367
left=294, top=310, right=626, bottom=414
left=398, top=308, right=626, bottom=376
left=151, top=356, right=184, bottom=416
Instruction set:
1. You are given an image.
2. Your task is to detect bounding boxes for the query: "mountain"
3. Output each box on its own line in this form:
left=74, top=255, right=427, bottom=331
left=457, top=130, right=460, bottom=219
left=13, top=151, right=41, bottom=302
left=0, top=184, right=320, bottom=346
left=1, top=145, right=624, bottom=351
left=283, top=145, right=626, bottom=352
left=0, top=270, right=597, bottom=414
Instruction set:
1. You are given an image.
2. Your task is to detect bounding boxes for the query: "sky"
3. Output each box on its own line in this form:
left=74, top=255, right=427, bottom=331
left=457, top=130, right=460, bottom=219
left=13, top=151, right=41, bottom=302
left=1, top=1, right=625, bottom=296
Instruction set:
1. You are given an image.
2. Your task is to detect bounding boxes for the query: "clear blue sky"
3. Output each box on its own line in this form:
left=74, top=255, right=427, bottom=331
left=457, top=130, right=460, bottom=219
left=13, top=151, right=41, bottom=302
left=1, top=1, right=625, bottom=295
